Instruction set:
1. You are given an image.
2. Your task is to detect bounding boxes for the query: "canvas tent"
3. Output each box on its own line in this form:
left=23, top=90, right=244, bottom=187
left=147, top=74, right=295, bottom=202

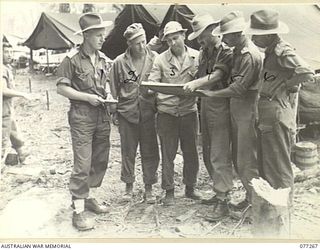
left=23, top=12, right=117, bottom=50
left=102, top=4, right=201, bottom=59
left=101, top=5, right=164, bottom=59
left=159, top=5, right=199, bottom=50
left=3, top=34, right=30, bottom=68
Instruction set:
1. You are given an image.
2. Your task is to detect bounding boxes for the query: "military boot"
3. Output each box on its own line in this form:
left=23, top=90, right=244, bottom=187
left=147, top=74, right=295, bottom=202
left=185, top=185, right=202, bottom=200
left=85, top=198, right=109, bottom=214
left=161, top=189, right=175, bottom=206
left=144, top=184, right=156, bottom=204
left=72, top=212, right=94, bottom=231
left=205, top=199, right=229, bottom=222
left=122, top=183, right=133, bottom=202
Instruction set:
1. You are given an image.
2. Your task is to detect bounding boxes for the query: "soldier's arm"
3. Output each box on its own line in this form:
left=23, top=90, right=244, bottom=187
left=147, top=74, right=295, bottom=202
left=184, top=47, right=233, bottom=92
left=278, top=49, right=314, bottom=88
left=107, top=59, right=120, bottom=99
left=205, top=54, right=256, bottom=98
left=201, top=86, right=237, bottom=98
left=183, top=69, right=225, bottom=92
left=2, top=77, right=30, bottom=99
left=57, top=85, right=104, bottom=105
left=148, top=56, right=162, bottom=82
left=56, top=57, right=104, bottom=106
left=105, top=59, right=120, bottom=114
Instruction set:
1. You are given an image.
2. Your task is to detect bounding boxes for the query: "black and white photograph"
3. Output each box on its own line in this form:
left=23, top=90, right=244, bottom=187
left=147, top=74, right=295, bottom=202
left=0, top=1, right=320, bottom=242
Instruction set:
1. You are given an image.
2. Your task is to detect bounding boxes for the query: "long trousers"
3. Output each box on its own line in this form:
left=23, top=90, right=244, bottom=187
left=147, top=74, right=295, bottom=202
left=257, top=98, right=294, bottom=204
left=157, top=112, right=199, bottom=190
left=68, top=103, right=111, bottom=199
left=201, top=97, right=233, bottom=195
left=118, top=113, right=159, bottom=185
left=230, top=92, right=259, bottom=201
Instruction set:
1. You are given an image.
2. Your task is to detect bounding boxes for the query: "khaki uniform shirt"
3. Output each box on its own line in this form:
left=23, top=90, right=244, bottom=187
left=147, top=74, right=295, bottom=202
left=148, top=46, right=199, bottom=117
left=259, top=37, right=313, bottom=101
left=56, top=46, right=113, bottom=105
left=197, top=42, right=233, bottom=90
left=109, top=47, right=157, bottom=124
left=228, top=38, right=263, bottom=98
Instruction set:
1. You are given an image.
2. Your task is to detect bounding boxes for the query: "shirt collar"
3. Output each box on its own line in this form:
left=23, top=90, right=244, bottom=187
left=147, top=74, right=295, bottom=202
left=165, top=46, right=196, bottom=72
left=234, top=37, right=249, bottom=54
left=202, top=41, right=221, bottom=57
left=79, top=45, right=103, bottom=60
left=265, top=35, right=281, bottom=55
left=123, top=46, right=155, bottom=72
left=165, top=45, right=191, bottom=63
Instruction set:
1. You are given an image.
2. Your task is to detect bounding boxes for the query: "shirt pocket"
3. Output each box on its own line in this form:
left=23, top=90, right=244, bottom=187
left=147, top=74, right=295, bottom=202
left=163, top=69, right=181, bottom=83
left=74, top=69, right=94, bottom=91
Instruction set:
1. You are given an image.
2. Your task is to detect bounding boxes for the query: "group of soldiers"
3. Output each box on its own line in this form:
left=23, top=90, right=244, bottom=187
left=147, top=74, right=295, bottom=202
left=3, top=8, right=313, bottom=232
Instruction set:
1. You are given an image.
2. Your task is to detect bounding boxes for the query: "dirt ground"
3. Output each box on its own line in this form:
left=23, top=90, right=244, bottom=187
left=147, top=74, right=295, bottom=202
left=0, top=71, right=320, bottom=240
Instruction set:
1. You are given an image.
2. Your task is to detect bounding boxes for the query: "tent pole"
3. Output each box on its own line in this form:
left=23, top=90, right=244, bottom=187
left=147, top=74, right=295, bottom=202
left=46, top=48, right=49, bottom=73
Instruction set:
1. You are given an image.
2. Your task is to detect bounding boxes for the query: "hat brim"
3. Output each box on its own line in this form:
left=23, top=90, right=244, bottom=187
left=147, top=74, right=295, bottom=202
left=188, top=21, right=220, bottom=40
left=212, top=25, right=244, bottom=36
left=74, top=21, right=113, bottom=35
left=244, top=21, right=289, bottom=35
left=161, top=29, right=188, bottom=41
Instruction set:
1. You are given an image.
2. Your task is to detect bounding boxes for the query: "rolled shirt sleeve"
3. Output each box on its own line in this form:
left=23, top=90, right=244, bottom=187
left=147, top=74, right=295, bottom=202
left=278, top=49, right=314, bottom=80
left=56, top=57, right=74, bottom=87
left=228, top=54, right=256, bottom=97
left=214, top=48, right=233, bottom=79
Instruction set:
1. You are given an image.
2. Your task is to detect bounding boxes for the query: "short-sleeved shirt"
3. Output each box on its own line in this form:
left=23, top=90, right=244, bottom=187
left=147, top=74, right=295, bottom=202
left=56, top=45, right=113, bottom=105
left=109, top=47, right=158, bottom=124
left=148, top=46, right=199, bottom=117
left=227, top=38, right=263, bottom=98
left=2, top=64, right=14, bottom=117
left=197, top=42, right=233, bottom=90
left=259, top=37, right=314, bottom=102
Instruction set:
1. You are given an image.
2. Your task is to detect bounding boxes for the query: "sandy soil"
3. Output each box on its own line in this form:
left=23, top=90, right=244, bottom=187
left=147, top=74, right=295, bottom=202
left=0, top=71, right=319, bottom=240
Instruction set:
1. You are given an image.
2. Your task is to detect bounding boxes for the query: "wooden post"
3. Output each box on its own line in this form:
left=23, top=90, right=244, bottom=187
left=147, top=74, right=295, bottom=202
left=46, top=90, right=50, bottom=110
left=28, top=78, right=32, bottom=93
left=29, top=48, right=34, bottom=72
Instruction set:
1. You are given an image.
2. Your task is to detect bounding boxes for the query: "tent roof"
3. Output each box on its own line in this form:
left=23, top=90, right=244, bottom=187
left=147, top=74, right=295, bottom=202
left=102, top=4, right=198, bottom=59
left=102, top=5, right=162, bottom=59
left=3, top=34, right=26, bottom=47
left=23, top=12, right=117, bottom=50
left=3, top=34, right=29, bottom=53
left=159, top=5, right=199, bottom=50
